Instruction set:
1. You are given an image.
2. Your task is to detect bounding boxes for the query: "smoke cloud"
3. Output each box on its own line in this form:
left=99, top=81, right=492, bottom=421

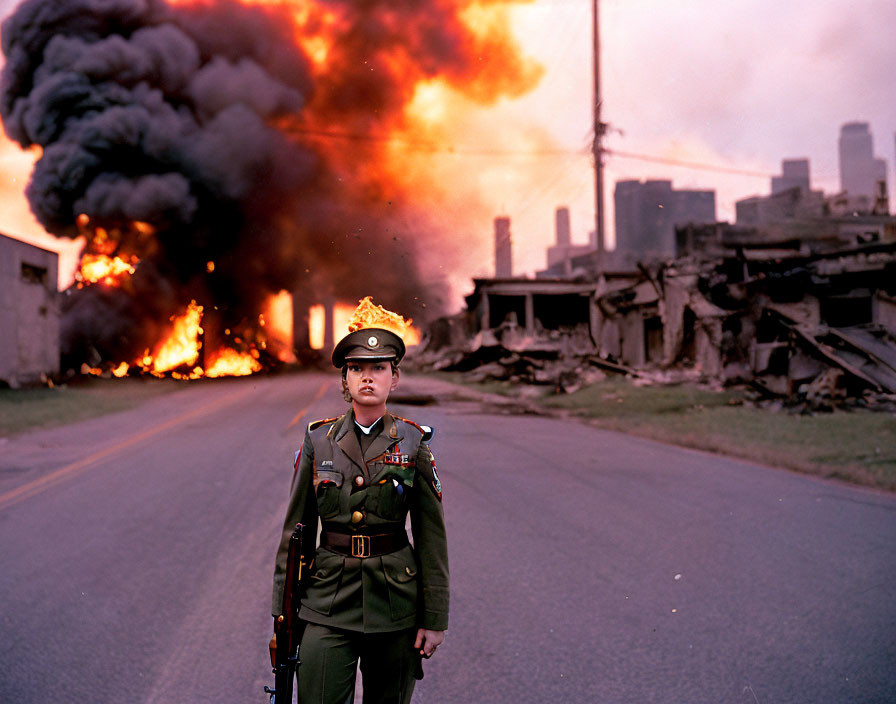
left=0, top=0, right=539, bottom=366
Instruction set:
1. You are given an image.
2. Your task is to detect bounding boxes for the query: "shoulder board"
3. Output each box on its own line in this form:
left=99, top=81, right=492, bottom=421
left=308, top=416, right=342, bottom=432
left=392, top=415, right=434, bottom=442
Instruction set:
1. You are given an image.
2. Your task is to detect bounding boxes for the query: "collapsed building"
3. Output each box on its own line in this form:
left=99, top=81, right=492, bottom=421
left=415, top=219, right=896, bottom=409
left=609, top=232, right=896, bottom=405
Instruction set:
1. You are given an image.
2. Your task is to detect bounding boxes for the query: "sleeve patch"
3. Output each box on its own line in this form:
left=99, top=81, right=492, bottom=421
left=430, top=457, right=442, bottom=501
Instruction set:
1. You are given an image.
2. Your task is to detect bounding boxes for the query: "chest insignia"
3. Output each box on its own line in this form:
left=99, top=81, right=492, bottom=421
left=320, top=460, right=333, bottom=467
left=384, top=452, right=410, bottom=465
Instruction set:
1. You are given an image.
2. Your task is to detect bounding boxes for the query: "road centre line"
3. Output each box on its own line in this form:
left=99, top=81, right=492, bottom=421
left=287, top=380, right=331, bottom=429
left=0, top=385, right=257, bottom=512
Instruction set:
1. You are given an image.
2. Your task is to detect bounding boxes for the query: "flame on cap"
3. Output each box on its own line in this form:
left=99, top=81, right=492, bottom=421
left=347, top=296, right=420, bottom=345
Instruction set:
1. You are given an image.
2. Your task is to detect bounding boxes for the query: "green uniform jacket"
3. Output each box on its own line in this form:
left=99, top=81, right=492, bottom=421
left=272, top=410, right=449, bottom=633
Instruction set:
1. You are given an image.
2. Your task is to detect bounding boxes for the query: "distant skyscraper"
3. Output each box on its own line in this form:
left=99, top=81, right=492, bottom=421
left=555, top=207, right=570, bottom=246
left=839, top=122, right=887, bottom=200
left=494, top=216, right=512, bottom=277
left=544, top=206, right=593, bottom=276
left=613, top=180, right=715, bottom=259
left=771, top=159, right=811, bottom=194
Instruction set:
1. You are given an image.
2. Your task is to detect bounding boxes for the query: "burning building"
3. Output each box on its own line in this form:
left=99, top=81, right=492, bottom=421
left=0, top=0, right=540, bottom=377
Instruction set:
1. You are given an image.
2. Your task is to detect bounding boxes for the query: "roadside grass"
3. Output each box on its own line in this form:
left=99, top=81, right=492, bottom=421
left=0, top=376, right=183, bottom=437
left=433, top=374, right=896, bottom=491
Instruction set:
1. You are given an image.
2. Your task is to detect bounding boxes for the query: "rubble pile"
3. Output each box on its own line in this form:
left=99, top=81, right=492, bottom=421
left=412, top=324, right=607, bottom=393
left=411, top=237, right=896, bottom=411
left=683, top=241, right=896, bottom=410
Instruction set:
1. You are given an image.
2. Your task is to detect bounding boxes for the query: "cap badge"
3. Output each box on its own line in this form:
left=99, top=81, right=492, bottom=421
left=367, top=335, right=378, bottom=347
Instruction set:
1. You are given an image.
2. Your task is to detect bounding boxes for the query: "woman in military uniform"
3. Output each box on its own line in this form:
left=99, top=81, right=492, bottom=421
left=271, top=327, right=448, bottom=704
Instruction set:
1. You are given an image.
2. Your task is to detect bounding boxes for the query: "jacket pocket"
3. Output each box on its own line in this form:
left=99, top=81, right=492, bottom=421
left=370, top=478, right=407, bottom=520
left=368, top=464, right=414, bottom=520
left=302, top=550, right=345, bottom=616
left=381, top=550, right=419, bottom=621
left=314, top=469, right=343, bottom=518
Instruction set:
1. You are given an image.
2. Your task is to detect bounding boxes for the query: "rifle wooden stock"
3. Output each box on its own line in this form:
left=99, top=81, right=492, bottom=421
left=267, top=522, right=310, bottom=703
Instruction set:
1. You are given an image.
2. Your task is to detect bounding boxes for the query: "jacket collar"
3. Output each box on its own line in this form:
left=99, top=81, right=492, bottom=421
left=335, top=411, right=364, bottom=472
left=335, top=410, right=403, bottom=471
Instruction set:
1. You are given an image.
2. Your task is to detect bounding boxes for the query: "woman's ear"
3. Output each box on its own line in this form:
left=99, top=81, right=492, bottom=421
left=390, top=368, right=401, bottom=392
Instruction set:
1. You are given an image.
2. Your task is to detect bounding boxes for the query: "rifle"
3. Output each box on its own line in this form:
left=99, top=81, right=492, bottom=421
left=265, top=522, right=310, bottom=703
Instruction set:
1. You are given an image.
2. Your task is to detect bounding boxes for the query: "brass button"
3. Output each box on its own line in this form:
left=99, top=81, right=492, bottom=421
left=351, top=511, right=363, bottom=524
left=354, top=476, right=365, bottom=487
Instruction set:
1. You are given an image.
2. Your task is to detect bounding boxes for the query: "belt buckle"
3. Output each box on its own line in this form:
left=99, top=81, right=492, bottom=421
left=351, top=535, right=370, bottom=558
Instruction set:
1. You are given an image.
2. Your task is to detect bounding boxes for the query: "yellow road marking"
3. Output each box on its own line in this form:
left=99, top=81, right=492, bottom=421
left=0, top=385, right=256, bottom=512
left=288, top=381, right=332, bottom=429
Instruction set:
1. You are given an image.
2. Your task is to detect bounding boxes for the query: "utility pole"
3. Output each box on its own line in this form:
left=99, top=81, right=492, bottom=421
left=592, top=0, right=606, bottom=272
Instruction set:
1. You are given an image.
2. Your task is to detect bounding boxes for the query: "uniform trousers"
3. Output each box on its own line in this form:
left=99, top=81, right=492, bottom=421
left=297, top=623, right=419, bottom=704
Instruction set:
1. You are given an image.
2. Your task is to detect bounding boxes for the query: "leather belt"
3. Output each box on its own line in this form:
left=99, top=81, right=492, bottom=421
left=321, top=531, right=409, bottom=558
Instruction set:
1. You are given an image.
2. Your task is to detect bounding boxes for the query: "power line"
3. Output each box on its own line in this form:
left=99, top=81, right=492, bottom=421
left=604, top=148, right=772, bottom=178
left=287, top=126, right=577, bottom=156
left=287, top=125, right=775, bottom=178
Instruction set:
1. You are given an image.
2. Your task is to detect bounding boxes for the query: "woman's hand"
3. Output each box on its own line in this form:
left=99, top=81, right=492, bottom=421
left=414, top=628, right=445, bottom=658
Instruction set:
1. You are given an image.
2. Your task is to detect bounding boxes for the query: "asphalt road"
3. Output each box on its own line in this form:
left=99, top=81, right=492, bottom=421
left=0, top=372, right=894, bottom=703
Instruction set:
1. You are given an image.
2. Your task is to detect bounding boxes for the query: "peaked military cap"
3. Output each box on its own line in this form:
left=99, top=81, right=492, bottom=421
left=332, top=327, right=406, bottom=367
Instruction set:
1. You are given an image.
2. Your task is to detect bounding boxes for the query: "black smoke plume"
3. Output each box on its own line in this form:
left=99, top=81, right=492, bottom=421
left=1, top=0, right=537, bottom=367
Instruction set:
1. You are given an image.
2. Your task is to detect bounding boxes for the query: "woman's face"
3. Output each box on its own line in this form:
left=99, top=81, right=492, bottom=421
left=344, top=360, right=398, bottom=408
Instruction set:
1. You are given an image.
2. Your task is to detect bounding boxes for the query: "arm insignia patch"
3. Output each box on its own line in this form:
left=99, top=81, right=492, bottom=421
left=430, top=457, right=442, bottom=501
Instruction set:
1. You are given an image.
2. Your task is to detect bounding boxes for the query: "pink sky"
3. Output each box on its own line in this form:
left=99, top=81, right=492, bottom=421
left=1, top=0, right=894, bottom=295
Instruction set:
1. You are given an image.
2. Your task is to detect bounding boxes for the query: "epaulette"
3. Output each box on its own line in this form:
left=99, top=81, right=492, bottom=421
left=308, top=416, right=341, bottom=432
left=393, top=415, right=434, bottom=442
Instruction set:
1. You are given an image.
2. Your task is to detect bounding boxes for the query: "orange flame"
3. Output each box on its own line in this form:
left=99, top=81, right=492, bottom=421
left=115, top=299, right=274, bottom=379
left=250, top=0, right=543, bottom=232
left=308, top=305, right=324, bottom=349
left=262, top=290, right=296, bottom=362
left=205, top=348, right=263, bottom=377
left=149, top=300, right=203, bottom=373
left=72, top=215, right=153, bottom=288
left=308, top=302, right=358, bottom=350
left=347, top=296, right=421, bottom=346
left=75, top=253, right=138, bottom=287
left=133, top=221, right=156, bottom=236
